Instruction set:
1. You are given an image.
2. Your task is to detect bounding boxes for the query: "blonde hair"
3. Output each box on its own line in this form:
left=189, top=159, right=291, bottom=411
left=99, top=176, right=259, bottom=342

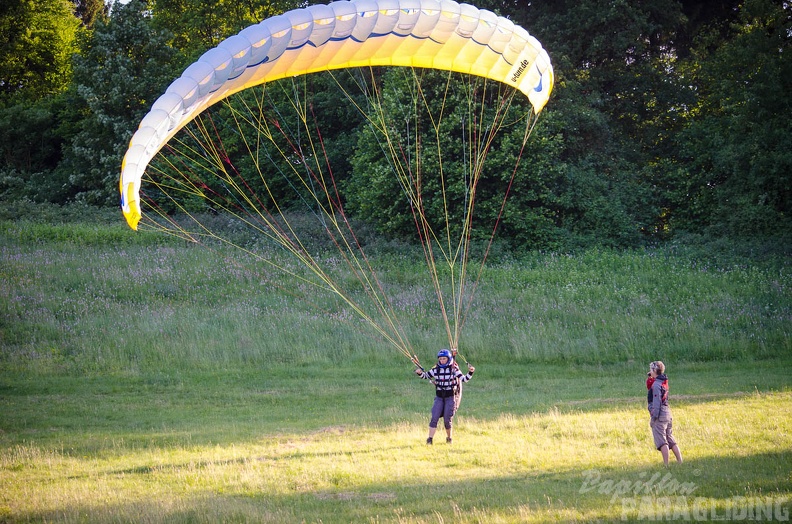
left=650, top=361, right=666, bottom=374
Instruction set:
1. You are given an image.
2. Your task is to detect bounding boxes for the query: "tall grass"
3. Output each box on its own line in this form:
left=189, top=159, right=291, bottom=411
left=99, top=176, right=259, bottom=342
left=1, top=218, right=789, bottom=374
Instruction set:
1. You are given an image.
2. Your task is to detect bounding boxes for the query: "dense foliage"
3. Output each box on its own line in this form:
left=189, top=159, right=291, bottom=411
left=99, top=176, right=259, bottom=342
left=0, top=0, right=789, bottom=252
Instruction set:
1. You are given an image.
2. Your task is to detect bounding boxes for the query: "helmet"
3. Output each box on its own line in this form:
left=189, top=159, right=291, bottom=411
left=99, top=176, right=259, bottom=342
left=437, top=349, right=453, bottom=368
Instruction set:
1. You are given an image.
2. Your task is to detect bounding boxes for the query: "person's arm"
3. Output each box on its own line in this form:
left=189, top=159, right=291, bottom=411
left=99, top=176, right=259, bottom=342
left=460, top=366, right=475, bottom=382
left=415, top=367, right=433, bottom=380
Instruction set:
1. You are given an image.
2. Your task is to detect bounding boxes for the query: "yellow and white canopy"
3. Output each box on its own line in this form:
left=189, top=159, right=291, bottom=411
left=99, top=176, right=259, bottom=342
left=120, top=0, right=554, bottom=230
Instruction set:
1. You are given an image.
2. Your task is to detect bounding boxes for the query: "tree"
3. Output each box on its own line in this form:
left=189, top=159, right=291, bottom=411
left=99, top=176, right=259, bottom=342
left=64, top=0, right=182, bottom=205
left=73, top=0, right=108, bottom=29
left=509, top=0, right=694, bottom=246
left=152, top=0, right=302, bottom=59
left=670, top=0, right=792, bottom=237
left=0, top=0, right=83, bottom=203
left=0, top=0, right=80, bottom=97
left=344, top=69, right=571, bottom=249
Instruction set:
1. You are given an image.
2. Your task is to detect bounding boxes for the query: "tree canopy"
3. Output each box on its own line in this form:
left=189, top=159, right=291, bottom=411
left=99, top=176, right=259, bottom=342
left=0, top=0, right=789, bottom=253
left=0, top=0, right=80, bottom=97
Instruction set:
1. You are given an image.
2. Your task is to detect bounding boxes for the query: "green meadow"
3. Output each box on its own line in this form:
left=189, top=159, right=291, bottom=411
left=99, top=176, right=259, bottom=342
left=1, top=214, right=790, bottom=522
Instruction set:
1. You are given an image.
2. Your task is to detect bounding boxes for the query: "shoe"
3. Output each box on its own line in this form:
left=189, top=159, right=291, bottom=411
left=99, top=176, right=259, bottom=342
left=426, top=437, right=433, bottom=445
left=446, top=437, right=452, bottom=444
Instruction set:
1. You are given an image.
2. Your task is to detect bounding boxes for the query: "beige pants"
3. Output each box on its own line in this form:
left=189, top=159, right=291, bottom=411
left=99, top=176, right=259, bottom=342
left=651, top=416, right=677, bottom=450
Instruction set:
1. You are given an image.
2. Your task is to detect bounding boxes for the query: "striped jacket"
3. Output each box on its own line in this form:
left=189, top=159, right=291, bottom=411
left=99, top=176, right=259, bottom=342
left=418, top=365, right=473, bottom=396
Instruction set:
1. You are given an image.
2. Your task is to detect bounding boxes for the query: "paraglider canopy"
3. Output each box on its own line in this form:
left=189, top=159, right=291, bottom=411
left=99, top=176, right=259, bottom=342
left=119, top=0, right=554, bottom=231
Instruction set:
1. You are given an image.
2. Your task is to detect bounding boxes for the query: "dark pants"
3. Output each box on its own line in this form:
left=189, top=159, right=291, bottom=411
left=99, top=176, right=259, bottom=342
left=429, top=395, right=456, bottom=429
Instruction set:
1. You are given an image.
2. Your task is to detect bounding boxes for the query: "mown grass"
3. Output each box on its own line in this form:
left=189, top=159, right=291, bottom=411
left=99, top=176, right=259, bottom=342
left=1, top=213, right=791, bottom=522
left=1, top=364, right=790, bottom=523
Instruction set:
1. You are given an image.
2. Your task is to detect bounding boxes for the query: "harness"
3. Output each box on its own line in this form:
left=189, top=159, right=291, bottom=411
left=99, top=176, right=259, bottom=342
left=413, top=353, right=469, bottom=412
left=431, top=365, right=461, bottom=397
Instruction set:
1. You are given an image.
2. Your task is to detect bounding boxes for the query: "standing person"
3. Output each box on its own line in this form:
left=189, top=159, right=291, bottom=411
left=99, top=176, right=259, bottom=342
left=415, top=349, right=475, bottom=444
left=648, top=360, right=683, bottom=466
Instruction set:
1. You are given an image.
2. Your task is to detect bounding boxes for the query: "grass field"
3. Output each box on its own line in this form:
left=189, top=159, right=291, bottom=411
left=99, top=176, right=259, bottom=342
left=1, top=214, right=790, bottom=522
